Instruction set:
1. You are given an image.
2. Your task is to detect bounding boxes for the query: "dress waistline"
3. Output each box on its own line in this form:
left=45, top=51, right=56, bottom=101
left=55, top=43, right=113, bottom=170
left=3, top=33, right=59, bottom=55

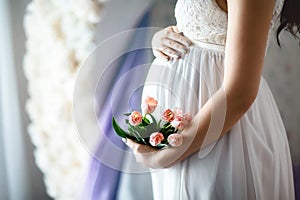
left=189, top=38, right=225, bottom=52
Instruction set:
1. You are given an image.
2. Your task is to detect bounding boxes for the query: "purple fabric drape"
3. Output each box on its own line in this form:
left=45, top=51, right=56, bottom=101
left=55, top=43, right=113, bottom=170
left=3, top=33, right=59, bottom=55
left=82, top=11, right=151, bottom=200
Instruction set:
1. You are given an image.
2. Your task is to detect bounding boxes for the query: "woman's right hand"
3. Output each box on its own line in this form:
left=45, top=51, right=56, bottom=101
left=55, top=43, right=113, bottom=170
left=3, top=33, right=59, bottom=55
left=152, top=26, right=193, bottom=62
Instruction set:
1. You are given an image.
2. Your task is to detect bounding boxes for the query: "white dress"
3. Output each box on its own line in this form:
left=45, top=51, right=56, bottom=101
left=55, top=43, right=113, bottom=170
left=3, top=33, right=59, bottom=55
left=142, top=0, right=295, bottom=199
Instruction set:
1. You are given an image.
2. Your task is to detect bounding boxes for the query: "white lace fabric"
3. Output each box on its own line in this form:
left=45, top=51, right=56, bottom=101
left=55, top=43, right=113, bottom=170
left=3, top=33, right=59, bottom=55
left=175, top=0, right=285, bottom=46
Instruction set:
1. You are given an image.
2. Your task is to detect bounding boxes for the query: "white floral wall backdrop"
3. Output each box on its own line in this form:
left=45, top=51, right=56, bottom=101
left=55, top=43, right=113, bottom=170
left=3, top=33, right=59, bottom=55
left=23, top=0, right=106, bottom=199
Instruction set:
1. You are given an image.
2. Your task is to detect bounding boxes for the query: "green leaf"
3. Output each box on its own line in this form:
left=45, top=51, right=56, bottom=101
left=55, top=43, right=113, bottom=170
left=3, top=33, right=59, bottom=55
left=112, top=117, right=130, bottom=138
left=144, top=117, right=151, bottom=123
left=156, top=143, right=169, bottom=149
left=147, top=113, right=157, bottom=127
left=157, top=119, right=162, bottom=129
left=123, top=113, right=131, bottom=116
left=162, top=122, right=172, bottom=131
left=134, top=125, right=147, bottom=133
left=141, top=117, right=151, bottom=126
left=128, top=127, right=139, bottom=139
left=128, top=126, right=147, bottom=144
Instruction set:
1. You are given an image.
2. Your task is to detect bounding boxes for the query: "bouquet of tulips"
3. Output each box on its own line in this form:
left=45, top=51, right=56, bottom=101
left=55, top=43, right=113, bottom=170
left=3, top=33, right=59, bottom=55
left=112, top=96, right=192, bottom=149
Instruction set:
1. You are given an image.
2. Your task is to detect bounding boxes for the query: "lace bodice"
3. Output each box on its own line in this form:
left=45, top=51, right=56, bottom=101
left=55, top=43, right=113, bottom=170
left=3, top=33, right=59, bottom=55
left=175, top=0, right=285, bottom=46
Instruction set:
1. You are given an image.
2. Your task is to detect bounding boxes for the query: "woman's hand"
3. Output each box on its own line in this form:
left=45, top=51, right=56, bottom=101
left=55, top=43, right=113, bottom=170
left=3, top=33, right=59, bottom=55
left=124, top=138, right=163, bottom=169
left=124, top=136, right=192, bottom=169
left=152, top=26, right=193, bottom=61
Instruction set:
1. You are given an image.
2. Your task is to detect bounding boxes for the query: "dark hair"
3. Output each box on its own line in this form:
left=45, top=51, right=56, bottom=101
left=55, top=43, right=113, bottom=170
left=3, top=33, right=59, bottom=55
left=276, top=0, right=300, bottom=46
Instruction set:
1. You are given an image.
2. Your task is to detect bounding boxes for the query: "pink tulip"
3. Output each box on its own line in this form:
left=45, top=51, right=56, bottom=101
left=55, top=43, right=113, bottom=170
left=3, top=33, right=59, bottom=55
left=142, top=96, right=158, bottom=114
left=171, top=112, right=192, bottom=131
left=171, top=115, right=185, bottom=130
left=173, top=107, right=183, bottom=117
left=162, top=109, right=175, bottom=122
left=167, top=133, right=183, bottom=147
left=128, top=111, right=142, bottom=126
left=149, top=132, right=164, bottom=146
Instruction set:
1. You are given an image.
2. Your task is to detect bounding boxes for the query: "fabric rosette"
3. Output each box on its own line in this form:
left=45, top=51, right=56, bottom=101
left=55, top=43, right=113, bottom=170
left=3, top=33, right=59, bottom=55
left=112, top=96, right=191, bottom=149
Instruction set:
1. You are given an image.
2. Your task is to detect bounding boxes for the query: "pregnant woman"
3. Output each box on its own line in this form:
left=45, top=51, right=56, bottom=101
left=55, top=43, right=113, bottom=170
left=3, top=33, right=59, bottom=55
left=125, top=0, right=299, bottom=199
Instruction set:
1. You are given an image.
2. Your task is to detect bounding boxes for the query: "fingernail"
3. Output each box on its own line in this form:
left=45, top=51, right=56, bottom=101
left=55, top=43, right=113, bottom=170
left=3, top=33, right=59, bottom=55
left=184, top=42, right=190, bottom=47
left=122, top=138, right=127, bottom=143
left=174, top=54, right=180, bottom=59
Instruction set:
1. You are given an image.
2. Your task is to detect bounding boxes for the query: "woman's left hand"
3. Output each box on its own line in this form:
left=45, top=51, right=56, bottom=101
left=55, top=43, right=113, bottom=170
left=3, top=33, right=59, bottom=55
left=124, top=138, right=163, bottom=169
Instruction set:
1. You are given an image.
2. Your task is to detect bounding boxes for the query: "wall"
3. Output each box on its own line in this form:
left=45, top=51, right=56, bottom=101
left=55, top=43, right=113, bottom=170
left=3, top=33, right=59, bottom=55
left=264, top=31, right=300, bottom=167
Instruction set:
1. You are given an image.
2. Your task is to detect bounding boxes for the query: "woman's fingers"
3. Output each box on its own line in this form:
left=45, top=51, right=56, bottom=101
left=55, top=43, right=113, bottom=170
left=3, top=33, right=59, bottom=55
left=124, top=138, right=139, bottom=153
left=125, top=138, right=156, bottom=154
left=161, top=45, right=181, bottom=59
left=125, top=138, right=147, bottom=154
left=167, top=31, right=193, bottom=48
left=124, top=139, right=160, bottom=167
left=154, top=38, right=189, bottom=60
left=161, top=38, right=189, bottom=55
left=171, top=25, right=180, bottom=33
left=152, top=26, right=193, bottom=61
left=153, top=50, right=170, bottom=62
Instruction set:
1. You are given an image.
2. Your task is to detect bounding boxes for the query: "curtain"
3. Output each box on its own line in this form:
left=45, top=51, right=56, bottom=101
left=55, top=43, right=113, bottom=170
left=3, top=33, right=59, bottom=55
left=0, top=0, right=32, bottom=199
left=82, top=9, right=153, bottom=200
